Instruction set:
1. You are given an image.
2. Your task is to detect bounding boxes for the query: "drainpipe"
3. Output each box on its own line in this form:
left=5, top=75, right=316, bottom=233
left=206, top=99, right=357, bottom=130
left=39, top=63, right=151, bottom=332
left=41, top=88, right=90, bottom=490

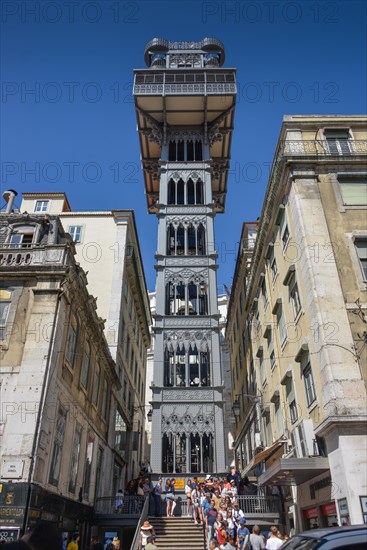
left=2, top=189, right=18, bottom=213
left=22, top=286, right=64, bottom=533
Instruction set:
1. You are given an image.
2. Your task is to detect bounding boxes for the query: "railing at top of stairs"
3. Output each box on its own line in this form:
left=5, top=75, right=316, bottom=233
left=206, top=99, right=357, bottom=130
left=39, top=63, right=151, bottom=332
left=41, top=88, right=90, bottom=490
left=130, top=496, right=149, bottom=550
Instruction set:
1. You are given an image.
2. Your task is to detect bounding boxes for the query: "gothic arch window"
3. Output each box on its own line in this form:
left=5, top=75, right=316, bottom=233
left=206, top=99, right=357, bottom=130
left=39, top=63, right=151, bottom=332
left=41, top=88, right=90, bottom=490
left=176, top=225, right=185, bottom=255
left=196, top=180, right=204, bottom=204
left=167, top=222, right=206, bottom=256
left=187, top=283, right=198, bottom=315
left=162, top=433, right=187, bottom=474
left=167, top=224, right=175, bottom=255
left=197, top=223, right=206, bottom=255
left=175, top=345, right=186, bottom=387
left=166, top=279, right=207, bottom=316
left=168, top=179, right=175, bottom=204
left=189, top=345, right=199, bottom=386
left=177, top=179, right=184, bottom=204
left=200, top=350, right=210, bottom=387
left=168, top=139, right=203, bottom=162
left=187, top=179, right=195, bottom=204
left=164, top=348, right=174, bottom=387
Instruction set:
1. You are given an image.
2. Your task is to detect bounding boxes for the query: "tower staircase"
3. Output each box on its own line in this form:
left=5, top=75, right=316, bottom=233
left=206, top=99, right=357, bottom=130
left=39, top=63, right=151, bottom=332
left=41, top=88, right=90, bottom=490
left=149, top=516, right=205, bottom=550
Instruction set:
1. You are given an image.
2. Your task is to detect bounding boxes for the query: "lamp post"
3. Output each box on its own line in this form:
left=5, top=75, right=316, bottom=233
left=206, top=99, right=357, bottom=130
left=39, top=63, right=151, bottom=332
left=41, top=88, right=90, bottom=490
left=232, top=393, right=262, bottom=419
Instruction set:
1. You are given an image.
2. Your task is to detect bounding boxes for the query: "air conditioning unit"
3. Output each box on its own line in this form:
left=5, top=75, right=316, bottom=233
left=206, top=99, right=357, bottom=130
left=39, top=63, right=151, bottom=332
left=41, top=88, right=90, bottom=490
left=291, top=419, right=315, bottom=458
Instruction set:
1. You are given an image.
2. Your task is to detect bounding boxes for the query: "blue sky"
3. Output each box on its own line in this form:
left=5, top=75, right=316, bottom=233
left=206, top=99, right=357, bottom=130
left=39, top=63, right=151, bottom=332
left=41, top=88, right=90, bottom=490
left=1, top=0, right=366, bottom=292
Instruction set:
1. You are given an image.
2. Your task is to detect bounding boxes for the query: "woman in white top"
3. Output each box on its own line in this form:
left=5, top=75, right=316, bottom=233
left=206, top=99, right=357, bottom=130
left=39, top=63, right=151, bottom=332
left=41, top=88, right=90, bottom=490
left=191, top=485, right=203, bottom=525
left=265, top=526, right=283, bottom=549
left=185, top=479, right=193, bottom=517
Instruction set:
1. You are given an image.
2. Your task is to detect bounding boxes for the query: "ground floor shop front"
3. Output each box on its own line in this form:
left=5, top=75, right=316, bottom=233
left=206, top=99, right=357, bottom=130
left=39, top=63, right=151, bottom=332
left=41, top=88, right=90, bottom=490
left=0, top=482, right=91, bottom=545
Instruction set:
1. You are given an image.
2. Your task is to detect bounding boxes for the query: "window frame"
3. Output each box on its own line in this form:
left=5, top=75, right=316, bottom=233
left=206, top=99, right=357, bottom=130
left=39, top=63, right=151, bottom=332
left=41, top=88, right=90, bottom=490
left=68, top=225, right=83, bottom=243
left=48, top=405, right=67, bottom=486
left=324, top=128, right=352, bottom=155
left=337, top=176, right=367, bottom=207
left=34, top=200, right=50, bottom=213
left=0, top=289, right=12, bottom=341
left=65, top=310, right=79, bottom=369
left=303, top=362, right=317, bottom=407
left=354, top=238, right=367, bottom=281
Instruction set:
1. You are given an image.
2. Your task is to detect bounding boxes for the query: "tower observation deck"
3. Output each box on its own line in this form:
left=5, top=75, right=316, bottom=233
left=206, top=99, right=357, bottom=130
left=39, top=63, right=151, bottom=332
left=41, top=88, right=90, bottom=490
left=134, top=38, right=236, bottom=475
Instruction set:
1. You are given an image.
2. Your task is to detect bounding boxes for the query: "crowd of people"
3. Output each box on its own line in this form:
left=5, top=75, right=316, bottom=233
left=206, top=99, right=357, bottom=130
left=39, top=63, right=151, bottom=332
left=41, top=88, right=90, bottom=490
left=146, top=467, right=288, bottom=550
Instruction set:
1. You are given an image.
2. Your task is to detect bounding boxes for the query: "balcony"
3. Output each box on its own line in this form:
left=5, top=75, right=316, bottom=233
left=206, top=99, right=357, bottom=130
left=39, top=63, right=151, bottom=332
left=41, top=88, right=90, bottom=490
left=134, top=70, right=236, bottom=97
left=237, top=495, right=283, bottom=524
left=94, top=495, right=144, bottom=516
left=280, top=139, right=367, bottom=157
left=0, top=244, right=73, bottom=269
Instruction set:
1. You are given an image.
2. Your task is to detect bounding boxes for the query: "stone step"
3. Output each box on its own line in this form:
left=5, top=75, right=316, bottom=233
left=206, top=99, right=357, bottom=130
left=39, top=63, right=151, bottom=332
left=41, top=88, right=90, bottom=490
left=148, top=516, right=205, bottom=550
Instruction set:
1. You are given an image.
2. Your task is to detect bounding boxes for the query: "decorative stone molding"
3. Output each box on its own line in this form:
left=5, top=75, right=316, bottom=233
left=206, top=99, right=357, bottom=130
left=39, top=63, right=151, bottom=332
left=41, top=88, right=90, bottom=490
left=164, top=268, right=208, bottom=283
left=164, top=329, right=212, bottom=351
left=167, top=128, right=203, bottom=142
left=166, top=215, right=206, bottom=226
left=161, top=402, right=215, bottom=435
left=163, top=389, right=213, bottom=400
left=164, top=317, right=215, bottom=329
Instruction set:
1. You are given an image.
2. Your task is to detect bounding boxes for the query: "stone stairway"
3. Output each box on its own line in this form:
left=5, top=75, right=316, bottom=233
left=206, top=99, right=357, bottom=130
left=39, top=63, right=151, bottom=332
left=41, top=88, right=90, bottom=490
left=148, top=517, right=205, bottom=550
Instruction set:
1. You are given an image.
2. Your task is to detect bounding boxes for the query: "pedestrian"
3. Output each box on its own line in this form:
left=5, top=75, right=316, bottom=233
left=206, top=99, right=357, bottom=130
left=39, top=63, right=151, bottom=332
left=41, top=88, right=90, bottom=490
left=249, top=525, right=265, bottom=550
left=170, top=478, right=177, bottom=516
left=192, top=483, right=203, bottom=525
left=206, top=500, right=218, bottom=548
left=185, top=478, right=193, bottom=517
left=144, top=535, right=158, bottom=550
left=264, top=526, right=283, bottom=550
left=153, top=478, right=163, bottom=517
left=229, top=480, right=238, bottom=499
left=236, top=517, right=250, bottom=550
left=66, top=534, right=80, bottom=550
left=22, top=523, right=63, bottom=550
left=115, top=488, right=124, bottom=513
left=139, top=520, right=155, bottom=550
left=112, top=537, right=120, bottom=550
left=212, top=488, right=222, bottom=511
left=209, top=539, right=220, bottom=550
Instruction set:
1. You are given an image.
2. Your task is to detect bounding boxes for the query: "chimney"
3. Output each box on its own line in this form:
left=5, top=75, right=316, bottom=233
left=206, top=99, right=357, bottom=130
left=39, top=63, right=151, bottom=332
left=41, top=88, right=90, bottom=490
left=2, top=189, right=18, bottom=213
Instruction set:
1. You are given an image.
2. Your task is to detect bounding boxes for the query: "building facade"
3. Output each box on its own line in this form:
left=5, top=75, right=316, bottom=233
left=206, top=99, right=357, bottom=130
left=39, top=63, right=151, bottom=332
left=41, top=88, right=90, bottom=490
left=227, top=116, right=367, bottom=533
left=19, top=193, right=152, bottom=484
left=134, top=37, right=236, bottom=474
left=0, top=203, right=120, bottom=542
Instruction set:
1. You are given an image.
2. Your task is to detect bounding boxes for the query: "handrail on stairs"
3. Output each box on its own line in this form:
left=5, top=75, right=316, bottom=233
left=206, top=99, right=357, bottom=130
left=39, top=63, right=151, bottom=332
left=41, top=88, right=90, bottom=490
left=130, top=496, right=150, bottom=550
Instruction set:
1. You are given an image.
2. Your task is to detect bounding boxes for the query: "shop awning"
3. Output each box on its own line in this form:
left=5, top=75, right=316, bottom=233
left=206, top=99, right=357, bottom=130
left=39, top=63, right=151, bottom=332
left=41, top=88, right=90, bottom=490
left=258, top=457, right=330, bottom=486
left=241, top=440, right=286, bottom=477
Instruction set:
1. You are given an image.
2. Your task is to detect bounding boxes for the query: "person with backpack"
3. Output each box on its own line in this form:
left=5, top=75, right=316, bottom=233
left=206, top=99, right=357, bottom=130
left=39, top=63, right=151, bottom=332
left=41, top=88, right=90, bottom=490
left=236, top=517, right=250, bottom=549
left=153, top=478, right=163, bottom=517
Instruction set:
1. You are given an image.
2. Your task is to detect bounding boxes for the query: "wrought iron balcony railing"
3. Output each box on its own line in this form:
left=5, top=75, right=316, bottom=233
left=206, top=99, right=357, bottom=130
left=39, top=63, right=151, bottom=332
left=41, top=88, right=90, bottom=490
left=134, top=70, right=236, bottom=96
left=94, top=495, right=145, bottom=515
left=280, top=139, right=367, bottom=157
left=237, top=495, right=282, bottom=516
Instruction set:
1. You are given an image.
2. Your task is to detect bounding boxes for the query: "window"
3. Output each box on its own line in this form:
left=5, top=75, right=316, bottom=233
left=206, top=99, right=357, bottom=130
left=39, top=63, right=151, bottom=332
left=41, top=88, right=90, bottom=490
left=270, top=255, right=278, bottom=282
left=303, top=362, right=317, bottom=406
left=275, top=302, right=287, bottom=346
left=34, top=200, right=49, bottom=212
left=92, top=364, right=100, bottom=405
left=168, top=140, right=203, bottom=161
left=68, top=225, right=83, bottom=243
left=83, top=434, right=95, bottom=499
left=355, top=239, right=367, bottom=280
left=338, top=176, right=367, bottom=206
left=49, top=406, right=67, bottom=486
left=259, top=350, right=266, bottom=386
left=80, top=341, right=91, bottom=388
left=68, top=422, right=82, bottom=493
left=275, top=399, right=284, bottom=437
left=65, top=311, right=78, bottom=368
left=166, top=280, right=207, bottom=316
left=167, top=178, right=204, bottom=205
left=102, top=379, right=109, bottom=419
left=261, top=279, right=268, bottom=308
left=0, top=289, right=12, bottom=340
left=289, top=274, right=302, bottom=319
left=289, top=399, right=298, bottom=424
left=9, top=226, right=34, bottom=248
left=281, top=225, right=290, bottom=249
left=324, top=129, right=351, bottom=154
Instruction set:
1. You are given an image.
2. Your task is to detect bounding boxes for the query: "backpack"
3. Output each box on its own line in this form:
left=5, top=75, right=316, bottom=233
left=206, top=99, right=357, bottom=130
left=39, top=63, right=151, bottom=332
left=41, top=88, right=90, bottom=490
left=243, top=535, right=252, bottom=550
